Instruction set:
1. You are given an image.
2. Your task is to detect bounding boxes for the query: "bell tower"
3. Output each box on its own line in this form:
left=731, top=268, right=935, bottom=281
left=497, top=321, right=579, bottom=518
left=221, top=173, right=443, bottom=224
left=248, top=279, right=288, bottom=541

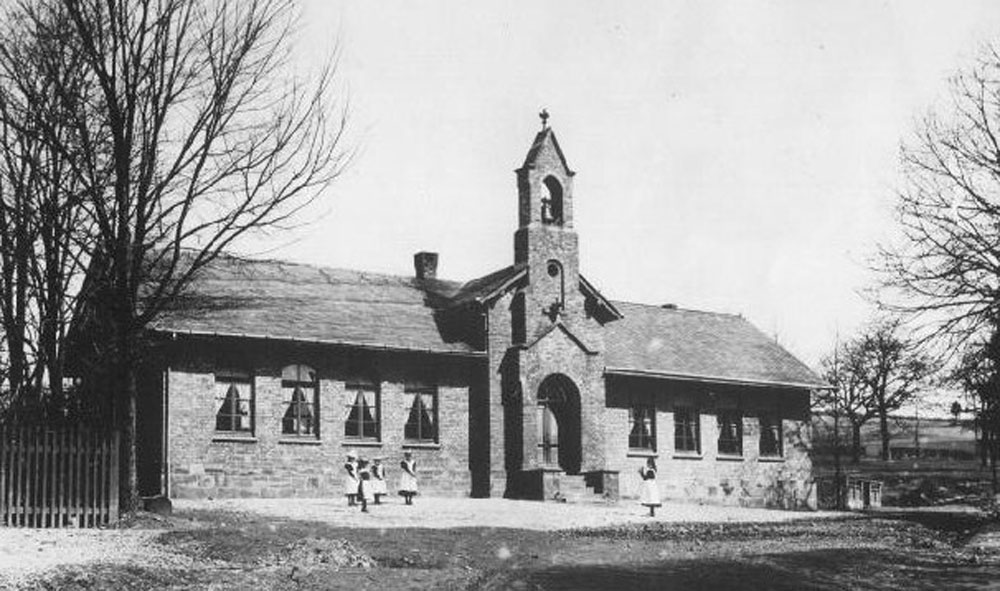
left=513, top=111, right=581, bottom=334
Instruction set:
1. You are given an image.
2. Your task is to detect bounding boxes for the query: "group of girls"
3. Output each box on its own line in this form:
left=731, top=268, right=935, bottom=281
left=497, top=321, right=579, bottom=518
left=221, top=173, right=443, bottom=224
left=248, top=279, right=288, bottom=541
left=343, top=451, right=419, bottom=512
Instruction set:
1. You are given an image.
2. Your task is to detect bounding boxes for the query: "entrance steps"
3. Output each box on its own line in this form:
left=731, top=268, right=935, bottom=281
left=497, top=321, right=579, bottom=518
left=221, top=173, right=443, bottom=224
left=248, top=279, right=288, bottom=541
left=553, top=474, right=613, bottom=504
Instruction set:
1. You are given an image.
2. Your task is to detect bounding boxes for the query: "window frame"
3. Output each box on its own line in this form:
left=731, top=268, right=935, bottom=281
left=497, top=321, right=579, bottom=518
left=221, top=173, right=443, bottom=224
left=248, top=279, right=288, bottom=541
left=214, top=370, right=254, bottom=436
left=758, top=412, right=784, bottom=458
left=281, top=364, right=319, bottom=438
left=628, top=404, right=656, bottom=452
left=717, top=409, right=743, bottom=457
left=344, top=382, right=381, bottom=442
left=673, top=406, right=701, bottom=454
left=404, top=385, right=439, bottom=444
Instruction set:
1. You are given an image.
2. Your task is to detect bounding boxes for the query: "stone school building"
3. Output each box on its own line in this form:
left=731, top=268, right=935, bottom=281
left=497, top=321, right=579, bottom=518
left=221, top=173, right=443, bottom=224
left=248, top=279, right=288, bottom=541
left=136, top=123, right=825, bottom=509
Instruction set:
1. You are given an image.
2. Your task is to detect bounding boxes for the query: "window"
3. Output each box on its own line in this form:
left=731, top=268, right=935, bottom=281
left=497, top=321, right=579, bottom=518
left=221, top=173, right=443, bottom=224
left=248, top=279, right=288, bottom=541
left=215, top=370, right=253, bottom=434
left=759, top=413, right=783, bottom=457
left=404, top=385, right=438, bottom=443
left=674, top=407, right=700, bottom=453
left=281, top=364, right=318, bottom=437
left=628, top=405, right=656, bottom=451
left=344, top=384, right=379, bottom=440
left=717, top=410, right=743, bottom=456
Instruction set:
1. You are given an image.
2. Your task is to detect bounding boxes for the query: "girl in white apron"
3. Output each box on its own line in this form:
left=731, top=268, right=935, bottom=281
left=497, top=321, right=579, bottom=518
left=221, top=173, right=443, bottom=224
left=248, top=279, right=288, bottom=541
left=343, top=454, right=359, bottom=506
left=357, top=458, right=373, bottom=513
left=640, top=457, right=662, bottom=517
left=398, top=451, right=418, bottom=505
left=371, top=458, right=387, bottom=505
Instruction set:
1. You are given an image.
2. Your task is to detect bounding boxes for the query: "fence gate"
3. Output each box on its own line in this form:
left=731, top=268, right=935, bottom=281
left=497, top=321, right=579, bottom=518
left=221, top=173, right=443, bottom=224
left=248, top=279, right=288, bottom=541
left=0, top=426, right=120, bottom=528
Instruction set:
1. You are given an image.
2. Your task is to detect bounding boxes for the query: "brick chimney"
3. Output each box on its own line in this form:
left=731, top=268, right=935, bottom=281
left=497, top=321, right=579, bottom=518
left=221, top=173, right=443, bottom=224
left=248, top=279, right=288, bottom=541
left=414, top=251, right=439, bottom=280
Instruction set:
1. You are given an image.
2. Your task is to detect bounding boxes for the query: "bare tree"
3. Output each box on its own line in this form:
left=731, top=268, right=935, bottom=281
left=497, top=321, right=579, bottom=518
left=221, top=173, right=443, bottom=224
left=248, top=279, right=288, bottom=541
left=818, top=337, right=876, bottom=463
left=952, top=329, right=1000, bottom=492
left=1, top=0, right=351, bottom=512
left=877, top=44, right=1000, bottom=357
left=817, top=319, right=932, bottom=462
left=0, top=1, right=96, bottom=418
left=859, top=318, right=934, bottom=461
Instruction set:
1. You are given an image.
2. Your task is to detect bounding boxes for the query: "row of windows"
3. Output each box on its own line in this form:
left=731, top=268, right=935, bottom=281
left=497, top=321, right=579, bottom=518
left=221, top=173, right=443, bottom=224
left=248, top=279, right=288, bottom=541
left=214, top=365, right=438, bottom=444
left=628, top=406, right=783, bottom=458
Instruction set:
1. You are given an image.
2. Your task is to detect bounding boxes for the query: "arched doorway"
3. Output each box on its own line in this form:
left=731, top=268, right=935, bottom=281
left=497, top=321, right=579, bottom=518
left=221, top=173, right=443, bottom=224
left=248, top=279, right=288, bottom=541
left=536, top=374, right=581, bottom=474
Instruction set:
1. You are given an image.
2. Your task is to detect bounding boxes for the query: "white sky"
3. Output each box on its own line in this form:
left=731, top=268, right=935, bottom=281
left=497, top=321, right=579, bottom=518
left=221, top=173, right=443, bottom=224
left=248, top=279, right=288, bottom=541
left=242, top=1, right=1000, bottom=369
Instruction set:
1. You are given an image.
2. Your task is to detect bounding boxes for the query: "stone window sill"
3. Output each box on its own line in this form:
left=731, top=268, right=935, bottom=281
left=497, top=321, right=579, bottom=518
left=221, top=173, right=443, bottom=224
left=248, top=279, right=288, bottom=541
left=758, top=455, right=785, bottom=463
left=716, top=454, right=745, bottom=462
left=627, top=449, right=658, bottom=458
left=279, top=437, right=321, bottom=446
left=342, top=440, right=383, bottom=448
left=212, top=435, right=258, bottom=444
left=403, top=442, right=441, bottom=450
left=672, top=452, right=703, bottom=460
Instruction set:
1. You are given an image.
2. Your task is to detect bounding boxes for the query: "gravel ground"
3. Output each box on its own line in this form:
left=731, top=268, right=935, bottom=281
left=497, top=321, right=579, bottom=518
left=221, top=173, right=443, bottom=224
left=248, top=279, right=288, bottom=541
left=0, top=527, right=195, bottom=589
left=173, top=497, right=843, bottom=530
left=0, top=498, right=840, bottom=588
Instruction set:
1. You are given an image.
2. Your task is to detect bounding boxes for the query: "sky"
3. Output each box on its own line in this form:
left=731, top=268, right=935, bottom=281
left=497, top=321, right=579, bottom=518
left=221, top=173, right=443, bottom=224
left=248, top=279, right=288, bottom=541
left=242, top=1, right=1000, bottom=370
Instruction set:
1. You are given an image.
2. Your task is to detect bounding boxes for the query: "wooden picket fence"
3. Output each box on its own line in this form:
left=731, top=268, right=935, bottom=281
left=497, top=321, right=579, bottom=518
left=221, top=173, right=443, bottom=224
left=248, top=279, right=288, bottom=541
left=0, top=426, right=119, bottom=528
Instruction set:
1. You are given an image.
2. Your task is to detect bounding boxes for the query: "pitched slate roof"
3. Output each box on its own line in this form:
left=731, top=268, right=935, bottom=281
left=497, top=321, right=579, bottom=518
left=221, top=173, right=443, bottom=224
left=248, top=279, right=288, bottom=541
left=153, top=253, right=824, bottom=388
left=605, top=302, right=825, bottom=389
left=151, top=254, right=479, bottom=355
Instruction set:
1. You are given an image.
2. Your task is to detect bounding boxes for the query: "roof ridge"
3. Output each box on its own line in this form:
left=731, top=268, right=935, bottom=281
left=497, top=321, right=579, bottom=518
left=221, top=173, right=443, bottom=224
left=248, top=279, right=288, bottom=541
left=211, top=251, right=464, bottom=286
left=611, top=299, right=742, bottom=318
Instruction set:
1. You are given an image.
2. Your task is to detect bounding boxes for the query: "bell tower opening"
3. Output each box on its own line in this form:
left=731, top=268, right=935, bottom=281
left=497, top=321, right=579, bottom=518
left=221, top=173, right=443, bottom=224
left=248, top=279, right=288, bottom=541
left=541, top=176, right=564, bottom=225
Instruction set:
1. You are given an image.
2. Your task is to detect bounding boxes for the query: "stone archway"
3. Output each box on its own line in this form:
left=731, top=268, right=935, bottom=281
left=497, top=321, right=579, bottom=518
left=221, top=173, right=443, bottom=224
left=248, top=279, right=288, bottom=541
left=537, top=373, right=582, bottom=475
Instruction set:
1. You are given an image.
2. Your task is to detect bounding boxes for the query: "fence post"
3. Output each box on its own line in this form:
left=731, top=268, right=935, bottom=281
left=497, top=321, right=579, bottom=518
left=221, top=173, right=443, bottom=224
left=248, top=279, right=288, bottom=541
left=109, top=431, right=120, bottom=524
left=0, top=426, right=6, bottom=526
left=12, top=428, right=20, bottom=526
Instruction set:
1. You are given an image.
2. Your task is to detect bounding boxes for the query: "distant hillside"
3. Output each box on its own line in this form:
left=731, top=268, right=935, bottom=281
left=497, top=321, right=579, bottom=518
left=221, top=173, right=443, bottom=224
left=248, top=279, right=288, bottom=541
left=812, top=414, right=978, bottom=459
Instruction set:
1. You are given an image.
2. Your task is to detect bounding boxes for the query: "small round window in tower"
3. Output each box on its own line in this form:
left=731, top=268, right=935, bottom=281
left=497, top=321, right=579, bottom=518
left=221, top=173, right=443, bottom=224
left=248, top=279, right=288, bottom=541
left=547, top=261, right=561, bottom=277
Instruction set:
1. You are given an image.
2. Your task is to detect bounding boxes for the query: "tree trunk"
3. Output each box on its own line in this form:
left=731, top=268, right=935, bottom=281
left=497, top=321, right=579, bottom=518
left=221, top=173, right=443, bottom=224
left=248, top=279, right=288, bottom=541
left=833, top=411, right=843, bottom=509
left=113, top=305, right=140, bottom=515
left=879, top=410, right=891, bottom=461
left=851, top=423, right=862, bottom=463
left=991, top=431, right=998, bottom=496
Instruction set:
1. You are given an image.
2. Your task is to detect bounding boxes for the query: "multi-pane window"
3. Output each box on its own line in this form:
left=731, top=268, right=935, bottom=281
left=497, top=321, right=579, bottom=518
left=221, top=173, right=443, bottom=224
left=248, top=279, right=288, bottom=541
left=344, top=384, right=379, bottom=440
left=759, top=413, right=783, bottom=457
left=404, top=385, right=438, bottom=443
left=674, top=407, right=700, bottom=453
left=628, top=405, right=656, bottom=451
left=215, top=369, right=253, bottom=434
left=717, top=410, right=743, bottom=456
left=281, top=364, right=318, bottom=437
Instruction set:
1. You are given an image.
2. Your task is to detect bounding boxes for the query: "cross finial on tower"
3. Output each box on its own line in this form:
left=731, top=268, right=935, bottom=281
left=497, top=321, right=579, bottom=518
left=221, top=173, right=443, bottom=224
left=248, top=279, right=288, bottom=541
left=539, top=108, right=550, bottom=129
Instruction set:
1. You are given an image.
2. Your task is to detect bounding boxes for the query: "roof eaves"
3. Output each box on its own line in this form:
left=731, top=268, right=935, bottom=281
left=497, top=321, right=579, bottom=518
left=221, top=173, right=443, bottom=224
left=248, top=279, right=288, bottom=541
left=579, top=274, right=623, bottom=319
left=604, top=366, right=831, bottom=391
left=475, top=266, right=527, bottom=305
left=152, top=328, right=487, bottom=358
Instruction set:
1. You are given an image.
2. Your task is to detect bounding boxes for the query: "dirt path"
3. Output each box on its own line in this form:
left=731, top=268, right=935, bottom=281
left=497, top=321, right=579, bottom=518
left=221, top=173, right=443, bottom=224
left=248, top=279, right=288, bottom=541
left=173, top=497, right=843, bottom=530
left=1, top=500, right=995, bottom=590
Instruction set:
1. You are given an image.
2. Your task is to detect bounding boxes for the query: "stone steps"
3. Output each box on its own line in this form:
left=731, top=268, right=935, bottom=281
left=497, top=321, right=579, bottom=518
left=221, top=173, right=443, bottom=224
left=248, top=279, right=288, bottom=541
left=555, top=474, right=610, bottom=504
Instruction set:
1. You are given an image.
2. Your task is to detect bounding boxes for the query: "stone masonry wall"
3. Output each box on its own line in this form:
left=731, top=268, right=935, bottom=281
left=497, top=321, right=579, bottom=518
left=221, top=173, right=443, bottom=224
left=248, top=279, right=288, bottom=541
left=607, top=375, right=815, bottom=510
left=166, top=338, right=476, bottom=499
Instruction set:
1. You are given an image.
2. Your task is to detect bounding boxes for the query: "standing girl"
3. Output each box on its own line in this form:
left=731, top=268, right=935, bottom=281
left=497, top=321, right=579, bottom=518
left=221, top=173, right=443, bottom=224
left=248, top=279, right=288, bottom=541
left=398, top=451, right=418, bottom=505
left=357, top=458, right=373, bottom=513
left=343, top=454, right=359, bottom=506
left=371, top=458, right=387, bottom=505
left=639, top=457, right=662, bottom=517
